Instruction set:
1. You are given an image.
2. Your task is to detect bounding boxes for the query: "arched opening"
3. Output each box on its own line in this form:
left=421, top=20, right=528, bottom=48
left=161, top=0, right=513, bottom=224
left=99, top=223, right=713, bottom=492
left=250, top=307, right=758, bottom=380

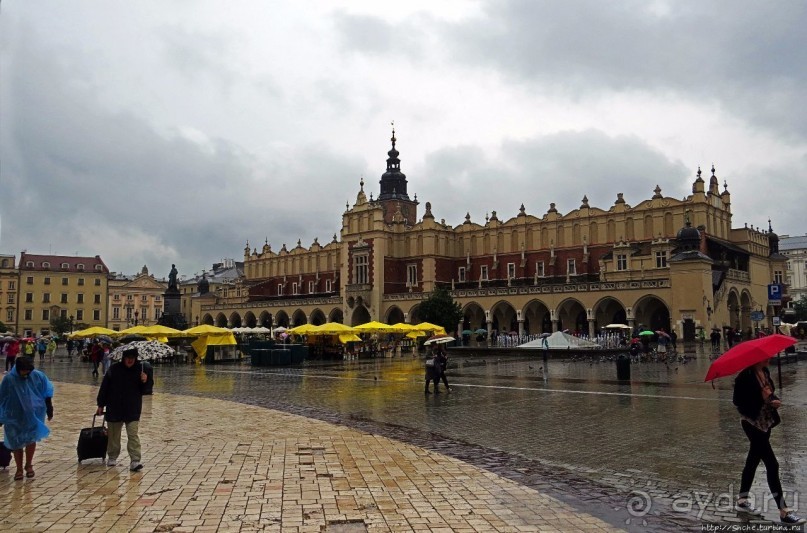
left=461, top=302, right=486, bottom=330
left=215, top=313, right=228, bottom=328
left=556, top=298, right=586, bottom=334
left=259, top=311, right=272, bottom=328
left=593, top=296, right=627, bottom=333
left=202, top=314, right=214, bottom=325
left=274, top=311, right=290, bottom=328
left=740, top=291, right=753, bottom=339
left=408, top=304, right=421, bottom=324
left=229, top=312, right=242, bottom=328
left=490, top=300, right=517, bottom=335
left=350, top=305, right=371, bottom=326
left=328, top=308, right=344, bottom=324
left=244, top=312, right=257, bottom=328
left=310, top=308, right=327, bottom=326
left=632, top=295, right=670, bottom=333
left=522, top=299, right=551, bottom=334
left=386, top=306, right=405, bottom=325
left=292, top=309, right=308, bottom=326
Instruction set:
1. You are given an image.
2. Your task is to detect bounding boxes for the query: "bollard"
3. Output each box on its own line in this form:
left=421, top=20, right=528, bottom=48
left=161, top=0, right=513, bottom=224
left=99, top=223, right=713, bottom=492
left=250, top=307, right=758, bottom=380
left=616, top=354, right=631, bottom=381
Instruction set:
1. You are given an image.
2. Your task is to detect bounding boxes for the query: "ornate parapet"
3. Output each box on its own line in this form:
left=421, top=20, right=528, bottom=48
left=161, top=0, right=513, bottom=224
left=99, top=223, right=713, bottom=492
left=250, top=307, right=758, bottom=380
left=383, top=279, right=671, bottom=302
left=201, top=296, right=342, bottom=311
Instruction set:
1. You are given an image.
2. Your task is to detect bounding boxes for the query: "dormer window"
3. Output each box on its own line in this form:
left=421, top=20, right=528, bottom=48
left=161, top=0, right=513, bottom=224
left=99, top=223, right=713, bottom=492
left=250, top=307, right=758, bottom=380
left=61, top=263, right=69, bottom=269
left=42, top=262, right=50, bottom=268
left=26, top=261, right=34, bottom=267
left=77, top=264, right=85, bottom=271
left=95, top=264, right=103, bottom=271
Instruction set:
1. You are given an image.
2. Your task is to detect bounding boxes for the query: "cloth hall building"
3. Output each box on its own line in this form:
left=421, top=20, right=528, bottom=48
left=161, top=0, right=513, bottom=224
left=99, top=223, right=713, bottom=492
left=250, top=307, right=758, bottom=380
left=192, top=130, right=786, bottom=342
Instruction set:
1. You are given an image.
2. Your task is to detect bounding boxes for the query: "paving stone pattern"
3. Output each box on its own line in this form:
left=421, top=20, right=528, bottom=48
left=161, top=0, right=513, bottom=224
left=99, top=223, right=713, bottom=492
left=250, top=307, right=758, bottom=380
left=26, top=345, right=807, bottom=531
left=0, top=381, right=622, bottom=532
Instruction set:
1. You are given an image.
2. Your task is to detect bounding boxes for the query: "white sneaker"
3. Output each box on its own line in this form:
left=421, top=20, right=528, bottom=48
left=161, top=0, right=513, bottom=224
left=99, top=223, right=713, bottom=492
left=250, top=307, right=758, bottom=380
left=106, top=458, right=117, bottom=467
left=129, top=461, right=143, bottom=472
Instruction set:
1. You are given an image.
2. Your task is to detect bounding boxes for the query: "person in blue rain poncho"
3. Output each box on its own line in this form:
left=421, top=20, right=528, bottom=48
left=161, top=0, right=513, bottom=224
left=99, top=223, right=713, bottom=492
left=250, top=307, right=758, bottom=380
left=0, top=356, right=54, bottom=480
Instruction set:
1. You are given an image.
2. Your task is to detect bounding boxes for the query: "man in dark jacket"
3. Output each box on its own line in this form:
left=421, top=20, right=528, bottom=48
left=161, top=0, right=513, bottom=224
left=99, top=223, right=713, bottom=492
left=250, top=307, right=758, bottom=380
left=96, top=348, right=150, bottom=471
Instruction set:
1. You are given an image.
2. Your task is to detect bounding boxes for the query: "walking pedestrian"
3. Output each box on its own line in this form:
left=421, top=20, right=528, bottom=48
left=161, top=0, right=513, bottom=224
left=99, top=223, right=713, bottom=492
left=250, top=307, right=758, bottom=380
left=669, top=330, right=677, bottom=352
left=4, top=338, right=19, bottom=372
left=101, top=343, right=111, bottom=375
left=23, top=340, right=35, bottom=359
left=436, top=345, right=451, bottom=392
left=732, top=359, right=805, bottom=525
left=96, top=347, right=151, bottom=471
left=66, top=339, right=75, bottom=360
left=424, top=350, right=441, bottom=394
left=710, top=329, right=721, bottom=352
left=0, top=356, right=54, bottom=480
left=35, top=337, right=47, bottom=363
left=90, top=341, right=103, bottom=377
left=45, top=338, right=57, bottom=363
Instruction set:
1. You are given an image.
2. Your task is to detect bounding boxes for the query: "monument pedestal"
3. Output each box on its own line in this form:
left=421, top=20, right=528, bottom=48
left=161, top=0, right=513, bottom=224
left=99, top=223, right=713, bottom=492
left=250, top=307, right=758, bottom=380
left=158, top=287, right=187, bottom=330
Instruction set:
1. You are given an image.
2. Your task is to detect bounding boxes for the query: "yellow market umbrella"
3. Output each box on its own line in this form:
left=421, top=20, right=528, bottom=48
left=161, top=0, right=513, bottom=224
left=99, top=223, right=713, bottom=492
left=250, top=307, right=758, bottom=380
left=113, top=325, right=149, bottom=336
left=312, top=322, right=356, bottom=335
left=406, top=330, right=427, bottom=339
left=353, top=321, right=398, bottom=333
left=411, top=322, right=447, bottom=335
left=139, top=325, right=185, bottom=338
left=338, top=333, right=363, bottom=344
left=183, top=324, right=230, bottom=336
left=288, top=324, right=319, bottom=335
left=69, top=326, right=117, bottom=339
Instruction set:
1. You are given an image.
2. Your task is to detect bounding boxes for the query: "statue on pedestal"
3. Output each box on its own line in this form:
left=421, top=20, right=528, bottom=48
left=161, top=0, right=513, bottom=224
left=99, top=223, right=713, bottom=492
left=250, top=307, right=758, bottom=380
left=168, top=264, right=178, bottom=291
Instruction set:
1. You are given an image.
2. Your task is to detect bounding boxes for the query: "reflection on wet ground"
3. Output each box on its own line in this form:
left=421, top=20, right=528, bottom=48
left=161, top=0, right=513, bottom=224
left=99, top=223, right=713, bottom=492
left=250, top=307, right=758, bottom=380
left=43, top=346, right=807, bottom=529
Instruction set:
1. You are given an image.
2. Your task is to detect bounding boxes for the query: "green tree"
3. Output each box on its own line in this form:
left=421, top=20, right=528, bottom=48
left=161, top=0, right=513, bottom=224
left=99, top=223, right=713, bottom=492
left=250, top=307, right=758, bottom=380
left=417, top=286, right=463, bottom=335
left=0, top=320, right=7, bottom=333
left=793, top=295, right=807, bottom=321
left=49, top=315, right=74, bottom=337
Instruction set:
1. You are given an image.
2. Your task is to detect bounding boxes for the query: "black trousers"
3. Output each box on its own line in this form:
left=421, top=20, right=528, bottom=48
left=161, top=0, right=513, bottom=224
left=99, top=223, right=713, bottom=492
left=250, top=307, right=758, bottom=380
left=424, top=368, right=440, bottom=392
left=740, top=420, right=786, bottom=509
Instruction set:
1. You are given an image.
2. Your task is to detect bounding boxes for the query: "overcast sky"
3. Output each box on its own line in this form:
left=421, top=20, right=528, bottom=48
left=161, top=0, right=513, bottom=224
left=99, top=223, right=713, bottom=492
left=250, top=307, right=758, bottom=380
left=2, top=1, right=806, bottom=279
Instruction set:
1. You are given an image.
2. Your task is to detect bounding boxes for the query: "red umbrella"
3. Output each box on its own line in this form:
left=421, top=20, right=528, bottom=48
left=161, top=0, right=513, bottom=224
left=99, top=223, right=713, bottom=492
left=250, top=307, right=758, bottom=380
left=704, top=334, right=797, bottom=382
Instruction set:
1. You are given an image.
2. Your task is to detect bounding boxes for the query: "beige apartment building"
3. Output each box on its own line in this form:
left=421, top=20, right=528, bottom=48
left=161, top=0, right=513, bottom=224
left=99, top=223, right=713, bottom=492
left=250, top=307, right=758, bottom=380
left=195, top=130, right=787, bottom=342
left=16, top=253, right=110, bottom=336
left=108, top=265, right=167, bottom=331
left=0, top=254, right=18, bottom=333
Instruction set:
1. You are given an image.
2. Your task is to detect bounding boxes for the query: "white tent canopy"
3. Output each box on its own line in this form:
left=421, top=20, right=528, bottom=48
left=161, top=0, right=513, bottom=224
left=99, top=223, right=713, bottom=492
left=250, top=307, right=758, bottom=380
left=518, top=331, right=601, bottom=350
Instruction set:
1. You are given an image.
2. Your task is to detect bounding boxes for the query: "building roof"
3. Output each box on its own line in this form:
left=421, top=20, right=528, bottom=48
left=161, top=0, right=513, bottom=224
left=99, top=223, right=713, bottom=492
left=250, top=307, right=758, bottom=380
left=19, top=252, right=109, bottom=273
left=780, top=235, right=807, bottom=251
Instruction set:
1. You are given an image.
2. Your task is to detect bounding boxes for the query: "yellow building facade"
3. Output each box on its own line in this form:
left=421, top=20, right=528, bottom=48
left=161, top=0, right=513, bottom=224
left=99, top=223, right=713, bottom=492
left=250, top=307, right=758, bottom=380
left=0, top=254, right=18, bottom=333
left=16, top=253, right=110, bottom=336
left=197, top=132, right=787, bottom=341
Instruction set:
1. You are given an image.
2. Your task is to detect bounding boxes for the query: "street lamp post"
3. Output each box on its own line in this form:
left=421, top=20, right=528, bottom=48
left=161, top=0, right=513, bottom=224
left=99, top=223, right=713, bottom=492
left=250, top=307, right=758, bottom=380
left=134, top=310, right=139, bottom=327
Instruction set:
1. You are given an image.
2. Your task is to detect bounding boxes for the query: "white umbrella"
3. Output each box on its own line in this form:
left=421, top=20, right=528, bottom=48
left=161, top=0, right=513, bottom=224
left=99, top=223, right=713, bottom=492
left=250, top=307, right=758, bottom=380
left=110, top=340, right=175, bottom=362
left=604, top=324, right=631, bottom=330
left=423, top=335, right=456, bottom=345
left=273, top=326, right=288, bottom=333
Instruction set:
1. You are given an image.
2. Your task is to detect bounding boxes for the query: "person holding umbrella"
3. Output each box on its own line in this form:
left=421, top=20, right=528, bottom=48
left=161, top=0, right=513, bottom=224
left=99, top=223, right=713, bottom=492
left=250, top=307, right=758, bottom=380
left=706, top=334, right=805, bottom=525
left=97, top=347, right=150, bottom=471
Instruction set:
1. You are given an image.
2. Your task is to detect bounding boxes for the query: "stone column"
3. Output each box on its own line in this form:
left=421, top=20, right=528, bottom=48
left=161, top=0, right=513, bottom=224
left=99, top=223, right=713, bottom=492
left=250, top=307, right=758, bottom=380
left=487, top=320, right=493, bottom=346
left=588, top=319, right=595, bottom=339
left=518, top=320, right=524, bottom=337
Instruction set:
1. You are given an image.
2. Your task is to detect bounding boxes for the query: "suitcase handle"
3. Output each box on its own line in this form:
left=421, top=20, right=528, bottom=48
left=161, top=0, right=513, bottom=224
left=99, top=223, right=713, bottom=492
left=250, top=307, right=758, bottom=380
left=92, top=413, right=107, bottom=428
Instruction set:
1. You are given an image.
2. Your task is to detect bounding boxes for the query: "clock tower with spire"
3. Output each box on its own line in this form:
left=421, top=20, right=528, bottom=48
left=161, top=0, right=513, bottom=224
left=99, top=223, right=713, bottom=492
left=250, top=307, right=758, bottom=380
left=377, top=126, right=418, bottom=224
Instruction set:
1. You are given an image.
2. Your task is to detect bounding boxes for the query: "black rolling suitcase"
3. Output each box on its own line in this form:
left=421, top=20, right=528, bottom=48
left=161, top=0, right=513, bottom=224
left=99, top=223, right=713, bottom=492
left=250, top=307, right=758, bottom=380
left=0, top=442, right=10, bottom=468
left=77, top=413, right=108, bottom=463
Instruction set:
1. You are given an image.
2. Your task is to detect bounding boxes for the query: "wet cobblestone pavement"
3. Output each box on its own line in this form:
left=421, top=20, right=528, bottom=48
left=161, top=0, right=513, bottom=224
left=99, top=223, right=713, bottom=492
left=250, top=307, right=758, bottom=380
left=38, top=345, right=807, bottom=532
